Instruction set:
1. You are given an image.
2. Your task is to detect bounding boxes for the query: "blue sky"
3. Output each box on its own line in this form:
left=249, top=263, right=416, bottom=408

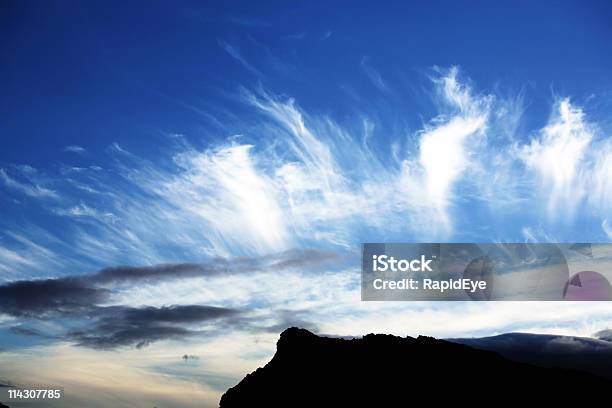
left=2, top=0, right=612, bottom=275
left=1, top=1, right=612, bottom=407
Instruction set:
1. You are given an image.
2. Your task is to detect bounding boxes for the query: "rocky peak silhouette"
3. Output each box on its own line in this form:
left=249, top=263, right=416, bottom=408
left=220, top=327, right=610, bottom=407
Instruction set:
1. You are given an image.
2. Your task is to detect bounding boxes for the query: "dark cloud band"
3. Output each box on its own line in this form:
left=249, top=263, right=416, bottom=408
left=0, top=248, right=336, bottom=348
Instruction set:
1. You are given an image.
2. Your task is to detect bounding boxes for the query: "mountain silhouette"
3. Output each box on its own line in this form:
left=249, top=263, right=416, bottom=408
left=220, top=327, right=611, bottom=407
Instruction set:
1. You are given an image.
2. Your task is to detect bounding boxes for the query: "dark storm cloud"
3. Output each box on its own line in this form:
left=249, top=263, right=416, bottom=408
left=71, top=324, right=193, bottom=349
left=0, top=277, right=110, bottom=318
left=10, top=326, right=49, bottom=337
left=118, top=305, right=237, bottom=324
left=69, top=305, right=240, bottom=349
left=0, top=248, right=338, bottom=318
left=90, top=248, right=339, bottom=284
left=0, top=281, right=242, bottom=348
left=90, top=263, right=210, bottom=284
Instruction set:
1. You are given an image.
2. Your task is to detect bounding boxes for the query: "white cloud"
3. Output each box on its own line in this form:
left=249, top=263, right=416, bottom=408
left=514, top=98, right=612, bottom=226
left=159, top=144, right=289, bottom=256
left=411, top=114, right=487, bottom=228
left=1, top=67, right=610, bottom=272
left=603, top=219, right=612, bottom=239
left=53, top=203, right=115, bottom=220
left=0, top=246, right=40, bottom=272
left=218, top=39, right=262, bottom=77
left=0, top=168, right=58, bottom=199
left=589, top=139, right=612, bottom=212
left=360, top=56, right=388, bottom=93
left=319, top=301, right=612, bottom=340
left=241, top=69, right=496, bottom=239
left=0, top=69, right=518, bottom=266
left=0, top=229, right=66, bottom=278
left=63, top=145, right=86, bottom=154
left=521, top=227, right=538, bottom=243
left=519, top=99, right=593, bottom=217
left=399, top=67, right=491, bottom=232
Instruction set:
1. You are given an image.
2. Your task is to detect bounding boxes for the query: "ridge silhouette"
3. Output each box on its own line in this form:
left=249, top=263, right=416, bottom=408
left=220, top=327, right=610, bottom=407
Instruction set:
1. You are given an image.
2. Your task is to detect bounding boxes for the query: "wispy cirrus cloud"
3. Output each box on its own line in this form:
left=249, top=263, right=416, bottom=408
left=519, top=99, right=593, bottom=217
left=162, top=144, right=290, bottom=255
left=2, top=66, right=611, bottom=278
left=603, top=219, right=612, bottom=239
left=399, top=67, right=491, bottom=232
left=0, top=246, right=41, bottom=274
left=360, top=56, right=388, bottom=93
left=0, top=168, right=58, bottom=199
left=63, top=145, right=87, bottom=155
left=218, top=39, right=262, bottom=77
left=0, top=229, right=67, bottom=279
left=517, top=98, right=612, bottom=226
left=53, top=203, right=116, bottom=221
